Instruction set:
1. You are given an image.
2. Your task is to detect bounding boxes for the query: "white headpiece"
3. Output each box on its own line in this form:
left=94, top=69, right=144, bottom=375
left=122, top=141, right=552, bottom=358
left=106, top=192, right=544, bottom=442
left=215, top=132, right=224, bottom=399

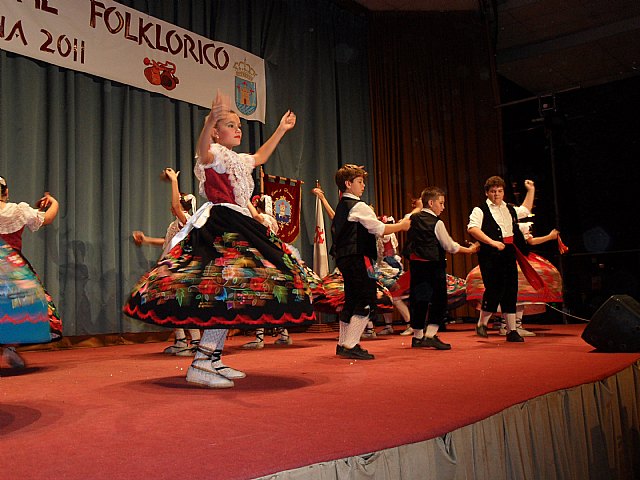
left=182, top=193, right=197, bottom=213
left=261, top=194, right=273, bottom=217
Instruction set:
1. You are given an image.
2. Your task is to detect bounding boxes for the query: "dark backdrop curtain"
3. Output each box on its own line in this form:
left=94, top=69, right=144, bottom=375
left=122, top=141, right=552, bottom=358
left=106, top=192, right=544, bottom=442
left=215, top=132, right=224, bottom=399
left=368, top=12, right=503, bottom=282
left=0, top=0, right=371, bottom=335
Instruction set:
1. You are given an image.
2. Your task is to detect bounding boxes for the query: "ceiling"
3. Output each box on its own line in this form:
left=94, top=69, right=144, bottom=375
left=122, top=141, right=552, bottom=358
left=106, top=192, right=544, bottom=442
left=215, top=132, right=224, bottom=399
left=350, top=0, right=640, bottom=95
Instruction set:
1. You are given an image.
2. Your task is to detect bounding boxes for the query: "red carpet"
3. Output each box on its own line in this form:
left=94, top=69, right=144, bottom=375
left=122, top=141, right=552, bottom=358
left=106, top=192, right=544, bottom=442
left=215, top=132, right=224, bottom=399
left=2, top=324, right=639, bottom=479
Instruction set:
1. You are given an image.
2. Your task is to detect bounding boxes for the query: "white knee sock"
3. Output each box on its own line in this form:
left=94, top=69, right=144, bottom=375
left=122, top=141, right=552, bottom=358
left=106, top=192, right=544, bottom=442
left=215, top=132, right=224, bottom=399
left=188, top=329, right=201, bottom=342
left=173, top=328, right=187, bottom=342
left=478, top=310, right=492, bottom=327
left=194, top=329, right=227, bottom=360
left=505, top=313, right=517, bottom=332
left=338, top=321, right=348, bottom=346
left=425, top=324, right=439, bottom=338
left=383, top=313, right=393, bottom=326
left=343, top=315, right=369, bottom=349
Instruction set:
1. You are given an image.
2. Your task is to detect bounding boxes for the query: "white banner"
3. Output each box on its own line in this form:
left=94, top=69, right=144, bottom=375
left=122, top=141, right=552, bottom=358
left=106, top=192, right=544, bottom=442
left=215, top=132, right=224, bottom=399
left=0, top=0, right=266, bottom=122
left=313, top=194, right=329, bottom=278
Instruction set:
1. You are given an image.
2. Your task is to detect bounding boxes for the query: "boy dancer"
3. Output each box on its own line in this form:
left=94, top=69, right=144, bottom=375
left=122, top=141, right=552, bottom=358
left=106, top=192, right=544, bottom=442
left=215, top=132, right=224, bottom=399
left=405, top=187, right=478, bottom=349
left=467, top=176, right=535, bottom=342
left=331, top=164, right=409, bottom=360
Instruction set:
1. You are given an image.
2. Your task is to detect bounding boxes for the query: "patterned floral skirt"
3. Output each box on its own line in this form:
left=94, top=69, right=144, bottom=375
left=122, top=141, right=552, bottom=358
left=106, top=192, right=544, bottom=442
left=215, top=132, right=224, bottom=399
left=312, top=268, right=394, bottom=315
left=388, top=270, right=468, bottom=310
left=465, top=252, right=563, bottom=315
left=0, top=238, right=62, bottom=345
left=124, top=206, right=315, bottom=329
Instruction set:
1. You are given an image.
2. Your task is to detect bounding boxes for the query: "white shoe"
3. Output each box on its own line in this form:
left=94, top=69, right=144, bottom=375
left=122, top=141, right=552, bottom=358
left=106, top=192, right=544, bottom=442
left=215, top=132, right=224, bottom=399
left=163, top=338, right=188, bottom=355
left=400, top=326, right=414, bottom=336
left=361, top=328, right=377, bottom=339
left=499, top=326, right=536, bottom=337
left=378, top=325, right=394, bottom=335
left=274, top=336, right=293, bottom=345
left=214, top=364, right=247, bottom=379
left=516, top=327, right=536, bottom=337
left=3, top=347, right=25, bottom=368
left=186, top=365, right=234, bottom=388
left=242, top=339, right=264, bottom=349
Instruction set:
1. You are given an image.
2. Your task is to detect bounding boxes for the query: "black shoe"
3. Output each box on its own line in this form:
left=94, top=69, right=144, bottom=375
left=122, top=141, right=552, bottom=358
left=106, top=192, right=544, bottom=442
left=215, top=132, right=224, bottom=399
left=338, top=344, right=375, bottom=360
left=475, top=324, right=488, bottom=338
left=506, top=330, right=524, bottom=342
left=412, top=335, right=451, bottom=350
left=336, top=344, right=346, bottom=355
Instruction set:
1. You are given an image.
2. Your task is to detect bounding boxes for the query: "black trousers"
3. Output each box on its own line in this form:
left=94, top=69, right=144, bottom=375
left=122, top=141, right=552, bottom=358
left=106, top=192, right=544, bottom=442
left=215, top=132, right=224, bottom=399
left=409, top=260, right=447, bottom=330
left=336, top=255, right=377, bottom=323
left=478, top=245, right=518, bottom=314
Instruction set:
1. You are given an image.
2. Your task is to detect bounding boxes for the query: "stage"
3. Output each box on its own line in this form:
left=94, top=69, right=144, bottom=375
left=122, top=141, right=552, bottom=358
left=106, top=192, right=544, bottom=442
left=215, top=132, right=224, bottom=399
left=2, top=324, right=639, bottom=479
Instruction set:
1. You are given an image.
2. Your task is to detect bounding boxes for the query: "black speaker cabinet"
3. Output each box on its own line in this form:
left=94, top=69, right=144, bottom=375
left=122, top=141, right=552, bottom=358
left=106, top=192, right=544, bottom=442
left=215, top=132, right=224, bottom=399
left=581, top=295, right=640, bottom=352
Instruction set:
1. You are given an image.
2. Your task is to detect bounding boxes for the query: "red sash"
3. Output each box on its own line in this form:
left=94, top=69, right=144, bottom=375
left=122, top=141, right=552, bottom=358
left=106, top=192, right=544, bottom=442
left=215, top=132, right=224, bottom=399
left=503, top=236, right=544, bottom=290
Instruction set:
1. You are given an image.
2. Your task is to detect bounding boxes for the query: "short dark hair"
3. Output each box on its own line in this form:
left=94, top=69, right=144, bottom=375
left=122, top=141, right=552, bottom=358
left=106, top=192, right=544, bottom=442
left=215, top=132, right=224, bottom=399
left=420, top=186, right=445, bottom=204
left=484, top=176, right=506, bottom=192
left=335, top=164, right=367, bottom=192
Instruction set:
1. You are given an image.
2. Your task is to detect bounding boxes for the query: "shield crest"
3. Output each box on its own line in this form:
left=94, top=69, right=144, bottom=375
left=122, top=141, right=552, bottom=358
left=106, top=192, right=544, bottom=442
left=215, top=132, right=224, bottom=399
left=235, top=78, right=257, bottom=116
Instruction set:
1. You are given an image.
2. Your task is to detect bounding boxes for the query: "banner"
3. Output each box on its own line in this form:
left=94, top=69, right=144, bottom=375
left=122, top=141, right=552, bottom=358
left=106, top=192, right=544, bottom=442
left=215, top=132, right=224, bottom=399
left=0, top=0, right=266, bottom=121
left=263, top=175, right=302, bottom=244
left=313, top=192, right=329, bottom=278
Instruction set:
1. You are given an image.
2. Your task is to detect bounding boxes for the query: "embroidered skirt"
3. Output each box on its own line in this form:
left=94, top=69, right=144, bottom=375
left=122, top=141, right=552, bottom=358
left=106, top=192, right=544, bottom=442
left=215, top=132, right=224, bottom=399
left=0, top=239, right=62, bottom=345
left=124, top=206, right=315, bottom=329
left=465, top=252, right=563, bottom=315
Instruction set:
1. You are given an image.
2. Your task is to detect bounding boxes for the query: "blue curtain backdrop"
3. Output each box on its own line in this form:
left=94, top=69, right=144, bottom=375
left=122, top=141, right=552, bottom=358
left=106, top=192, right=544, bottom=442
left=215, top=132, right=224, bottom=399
left=0, top=0, right=372, bottom=335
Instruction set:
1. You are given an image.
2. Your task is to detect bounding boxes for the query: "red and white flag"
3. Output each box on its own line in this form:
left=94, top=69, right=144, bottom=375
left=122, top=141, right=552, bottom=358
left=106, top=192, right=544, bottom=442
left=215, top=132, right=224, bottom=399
left=313, top=194, right=329, bottom=278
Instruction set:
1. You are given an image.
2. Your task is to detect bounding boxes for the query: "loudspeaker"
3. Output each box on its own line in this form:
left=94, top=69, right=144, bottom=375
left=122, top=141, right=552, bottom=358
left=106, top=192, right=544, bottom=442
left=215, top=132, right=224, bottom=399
left=581, top=295, right=640, bottom=352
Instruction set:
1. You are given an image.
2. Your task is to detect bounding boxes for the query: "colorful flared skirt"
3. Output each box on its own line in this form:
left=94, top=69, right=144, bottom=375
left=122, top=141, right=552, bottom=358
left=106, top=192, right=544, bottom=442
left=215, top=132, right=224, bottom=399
left=465, top=252, right=563, bottom=315
left=0, top=238, right=62, bottom=345
left=123, top=206, right=315, bottom=329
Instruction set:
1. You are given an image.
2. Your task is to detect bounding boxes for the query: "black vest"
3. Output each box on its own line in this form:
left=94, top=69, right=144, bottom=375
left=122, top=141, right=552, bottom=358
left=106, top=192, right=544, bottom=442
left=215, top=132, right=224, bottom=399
left=403, top=211, right=445, bottom=264
left=478, top=202, right=528, bottom=255
left=330, top=196, right=377, bottom=261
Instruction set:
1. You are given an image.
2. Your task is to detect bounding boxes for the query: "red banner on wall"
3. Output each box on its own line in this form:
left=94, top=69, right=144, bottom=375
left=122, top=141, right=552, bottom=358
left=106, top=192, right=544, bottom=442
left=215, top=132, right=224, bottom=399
left=263, top=175, right=302, bottom=244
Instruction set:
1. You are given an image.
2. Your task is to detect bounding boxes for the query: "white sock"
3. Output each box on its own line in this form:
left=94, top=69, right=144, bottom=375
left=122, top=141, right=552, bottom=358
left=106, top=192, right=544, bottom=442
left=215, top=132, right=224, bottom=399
left=478, top=310, right=492, bottom=327
left=393, top=298, right=410, bottom=323
left=187, top=329, right=201, bottom=342
left=338, top=321, right=348, bottom=346
left=366, top=320, right=374, bottom=330
left=505, top=313, right=517, bottom=332
left=194, top=329, right=227, bottom=360
left=383, top=313, right=393, bottom=326
left=413, top=329, right=424, bottom=340
left=173, top=328, right=187, bottom=342
left=516, top=305, right=525, bottom=328
left=279, top=328, right=289, bottom=339
left=344, top=314, right=369, bottom=349
left=425, top=324, right=439, bottom=338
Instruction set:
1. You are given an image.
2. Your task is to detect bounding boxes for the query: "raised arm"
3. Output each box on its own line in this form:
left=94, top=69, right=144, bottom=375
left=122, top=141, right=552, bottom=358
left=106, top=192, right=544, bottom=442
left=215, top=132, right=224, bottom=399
left=521, top=179, right=535, bottom=213
left=252, top=111, right=297, bottom=166
left=164, top=168, right=187, bottom=225
left=37, top=192, right=59, bottom=225
left=312, top=187, right=335, bottom=220
left=197, top=91, right=229, bottom=165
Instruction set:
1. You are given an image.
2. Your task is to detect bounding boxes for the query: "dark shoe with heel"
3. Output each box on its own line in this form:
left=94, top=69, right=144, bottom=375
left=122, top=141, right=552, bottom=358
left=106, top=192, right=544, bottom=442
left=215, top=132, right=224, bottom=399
left=337, top=344, right=375, bottom=360
left=412, top=335, right=451, bottom=350
left=506, top=330, right=524, bottom=342
left=475, top=325, right=488, bottom=338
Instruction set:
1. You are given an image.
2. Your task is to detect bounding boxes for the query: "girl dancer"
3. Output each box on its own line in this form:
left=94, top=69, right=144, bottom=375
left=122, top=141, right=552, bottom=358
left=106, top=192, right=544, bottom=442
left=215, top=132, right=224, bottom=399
left=0, top=176, right=61, bottom=368
left=132, top=167, right=201, bottom=355
left=124, top=92, right=314, bottom=388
